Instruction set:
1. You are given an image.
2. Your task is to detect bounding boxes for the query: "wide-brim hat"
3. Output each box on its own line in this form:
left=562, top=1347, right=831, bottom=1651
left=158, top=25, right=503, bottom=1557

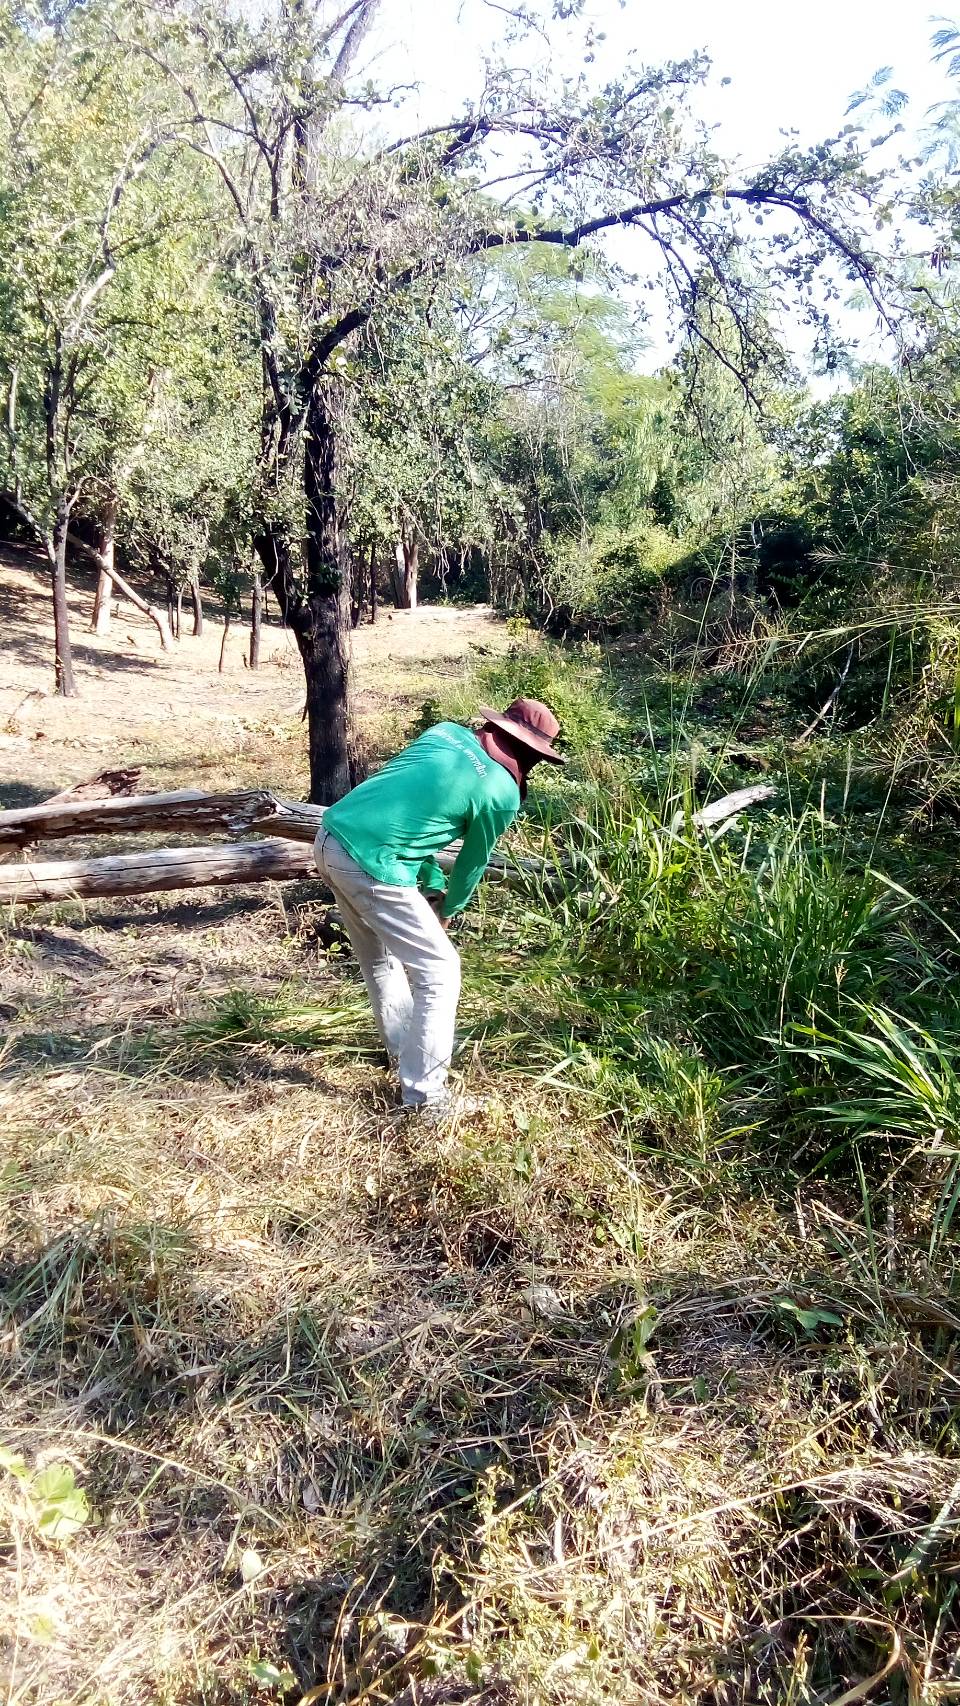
left=478, top=696, right=566, bottom=764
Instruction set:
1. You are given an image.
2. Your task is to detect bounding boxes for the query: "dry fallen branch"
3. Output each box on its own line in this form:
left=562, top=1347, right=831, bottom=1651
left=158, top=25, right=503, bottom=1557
left=0, top=783, right=777, bottom=905
left=0, top=786, right=288, bottom=849
left=0, top=838, right=315, bottom=904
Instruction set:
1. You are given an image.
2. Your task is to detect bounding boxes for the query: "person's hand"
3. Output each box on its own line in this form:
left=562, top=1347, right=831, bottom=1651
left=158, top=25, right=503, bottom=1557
left=426, top=890, right=450, bottom=930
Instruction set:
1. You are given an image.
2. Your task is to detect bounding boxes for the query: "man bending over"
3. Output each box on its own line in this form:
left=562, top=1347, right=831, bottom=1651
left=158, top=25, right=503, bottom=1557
left=315, top=698, right=564, bottom=1116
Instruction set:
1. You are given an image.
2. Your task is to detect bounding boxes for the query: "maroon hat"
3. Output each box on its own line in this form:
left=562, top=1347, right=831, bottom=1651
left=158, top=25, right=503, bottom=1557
left=478, top=697, right=565, bottom=764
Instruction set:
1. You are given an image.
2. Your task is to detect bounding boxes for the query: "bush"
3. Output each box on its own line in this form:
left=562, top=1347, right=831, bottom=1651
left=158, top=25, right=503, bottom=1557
left=544, top=520, right=683, bottom=632
left=507, top=772, right=957, bottom=1166
left=414, top=636, right=626, bottom=758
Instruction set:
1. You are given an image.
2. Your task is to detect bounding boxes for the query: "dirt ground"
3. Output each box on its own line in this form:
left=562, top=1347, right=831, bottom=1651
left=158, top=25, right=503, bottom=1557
left=0, top=543, right=508, bottom=805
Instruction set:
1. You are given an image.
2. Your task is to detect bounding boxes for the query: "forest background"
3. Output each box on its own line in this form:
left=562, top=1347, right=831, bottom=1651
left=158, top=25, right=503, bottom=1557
left=5, top=1, right=960, bottom=1703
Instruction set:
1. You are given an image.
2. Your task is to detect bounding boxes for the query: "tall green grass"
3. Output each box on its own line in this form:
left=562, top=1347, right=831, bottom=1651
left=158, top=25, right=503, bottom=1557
left=504, top=764, right=960, bottom=1175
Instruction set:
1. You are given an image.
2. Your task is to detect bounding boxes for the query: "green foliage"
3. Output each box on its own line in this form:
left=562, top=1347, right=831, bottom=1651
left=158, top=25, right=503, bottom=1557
left=246, top=1658, right=297, bottom=1693
left=414, top=638, right=624, bottom=757
left=545, top=520, right=683, bottom=631
left=498, top=753, right=959, bottom=1176
left=705, top=820, right=919, bottom=1055
left=0, top=0, right=256, bottom=599
left=0, top=1447, right=90, bottom=1546
left=792, top=1004, right=960, bottom=1148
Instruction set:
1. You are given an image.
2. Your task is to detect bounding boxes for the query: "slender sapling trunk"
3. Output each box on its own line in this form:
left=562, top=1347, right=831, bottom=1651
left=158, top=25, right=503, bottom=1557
left=219, top=608, right=231, bottom=673
left=90, top=495, right=117, bottom=635
left=51, top=496, right=76, bottom=696
left=250, top=573, right=262, bottom=669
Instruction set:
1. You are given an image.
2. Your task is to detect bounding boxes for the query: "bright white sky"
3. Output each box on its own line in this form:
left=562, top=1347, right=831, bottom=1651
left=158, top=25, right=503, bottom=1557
left=370, top=0, right=950, bottom=164
left=362, top=0, right=954, bottom=373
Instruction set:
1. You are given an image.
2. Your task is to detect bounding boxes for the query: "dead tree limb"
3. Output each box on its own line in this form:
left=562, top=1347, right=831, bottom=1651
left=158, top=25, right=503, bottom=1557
left=797, top=643, right=856, bottom=745
left=691, top=783, right=777, bottom=830
left=0, top=783, right=778, bottom=906
left=0, top=787, right=284, bottom=849
left=0, top=839, right=316, bottom=905
left=39, top=768, right=144, bottom=806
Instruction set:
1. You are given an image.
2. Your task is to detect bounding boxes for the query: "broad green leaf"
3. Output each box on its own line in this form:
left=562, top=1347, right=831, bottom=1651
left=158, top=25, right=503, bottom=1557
left=247, top=1659, right=296, bottom=1691
left=31, top=1464, right=89, bottom=1544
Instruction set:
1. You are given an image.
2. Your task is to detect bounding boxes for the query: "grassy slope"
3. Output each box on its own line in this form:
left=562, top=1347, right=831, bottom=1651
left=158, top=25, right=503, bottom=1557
left=1, top=588, right=959, bottom=1705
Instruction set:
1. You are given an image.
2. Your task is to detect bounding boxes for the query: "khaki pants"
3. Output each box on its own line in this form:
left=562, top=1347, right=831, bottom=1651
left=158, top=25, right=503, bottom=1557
left=314, top=828, right=461, bottom=1106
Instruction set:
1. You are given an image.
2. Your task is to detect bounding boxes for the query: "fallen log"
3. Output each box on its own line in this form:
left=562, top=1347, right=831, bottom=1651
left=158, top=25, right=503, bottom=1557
left=688, top=783, right=776, bottom=831
left=0, top=787, right=290, bottom=849
left=0, top=829, right=522, bottom=907
left=0, top=784, right=778, bottom=907
left=0, top=781, right=775, bottom=853
left=0, top=839, right=315, bottom=905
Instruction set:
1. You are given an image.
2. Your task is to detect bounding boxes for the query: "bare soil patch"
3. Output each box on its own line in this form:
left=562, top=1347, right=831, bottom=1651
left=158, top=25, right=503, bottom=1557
left=0, top=545, right=508, bottom=801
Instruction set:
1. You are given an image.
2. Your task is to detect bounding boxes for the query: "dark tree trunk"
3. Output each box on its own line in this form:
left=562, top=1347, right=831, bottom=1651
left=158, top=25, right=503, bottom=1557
left=175, top=584, right=183, bottom=641
left=299, top=385, right=352, bottom=804
left=349, top=546, right=364, bottom=628
left=51, top=497, right=76, bottom=696
left=252, top=383, right=352, bottom=804
left=369, top=539, right=378, bottom=624
left=295, top=603, right=351, bottom=803
left=190, top=574, right=203, bottom=637
left=90, top=494, right=117, bottom=635
left=250, top=573, right=262, bottom=669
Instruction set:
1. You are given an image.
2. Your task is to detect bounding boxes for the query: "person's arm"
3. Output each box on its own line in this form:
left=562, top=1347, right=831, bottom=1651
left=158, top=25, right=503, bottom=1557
left=417, top=856, right=447, bottom=898
left=441, top=801, right=516, bottom=918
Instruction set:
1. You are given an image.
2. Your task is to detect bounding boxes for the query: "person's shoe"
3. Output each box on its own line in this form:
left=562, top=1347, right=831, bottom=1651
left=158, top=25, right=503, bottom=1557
left=406, top=1092, right=489, bottom=1126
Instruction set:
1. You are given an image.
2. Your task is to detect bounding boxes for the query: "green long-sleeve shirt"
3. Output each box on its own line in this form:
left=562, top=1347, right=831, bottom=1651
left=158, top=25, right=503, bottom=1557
left=321, top=721, right=520, bottom=917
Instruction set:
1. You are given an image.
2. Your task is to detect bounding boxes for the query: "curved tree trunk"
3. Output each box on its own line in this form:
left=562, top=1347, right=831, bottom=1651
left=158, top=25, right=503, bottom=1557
left=108, top=564, right=173, bottom=651
left=52, top=495, right=76, bottom=697
left=90, top=494, right=117, bottom=635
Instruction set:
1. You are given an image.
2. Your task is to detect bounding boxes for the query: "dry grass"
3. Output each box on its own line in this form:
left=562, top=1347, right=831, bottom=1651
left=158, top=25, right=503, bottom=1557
left=3, top=900, right=958, bottom=1704
left=0, top=544, right=508, bottom=802
left=2, top=584, right=959, bottom=1705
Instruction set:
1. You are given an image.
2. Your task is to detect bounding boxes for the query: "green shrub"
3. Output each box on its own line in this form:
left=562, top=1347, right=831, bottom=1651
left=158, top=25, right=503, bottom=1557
left=414, top=638, right=625, bottom=757
left=702, top=818, right=923, bottom=1057
left=507, top=770, right=956, bottom=1164
left=545, top=520, right=683, bottom=631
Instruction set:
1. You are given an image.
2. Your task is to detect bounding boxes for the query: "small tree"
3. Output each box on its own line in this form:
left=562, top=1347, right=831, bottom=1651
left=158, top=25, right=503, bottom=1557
left=0, top=0, right=246, bottom=688
left=153, top=0, right=898, bottom=800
